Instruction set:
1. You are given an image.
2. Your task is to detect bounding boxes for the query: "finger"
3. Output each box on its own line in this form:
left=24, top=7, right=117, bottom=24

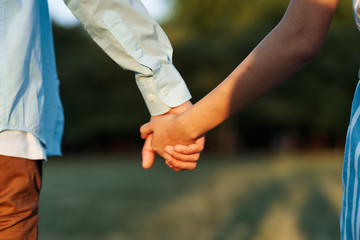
left=167, top=162, right=183, bottom=172
left=168, top=158, right=198, bottom=171
left=164, top=153, right=183, bottom=171
left=164, top=145, right=201, bottom=162
left=172, top=168, right=184, bottom=172
left=142, top=135, right=155, bottom=169
left=140, top=122, right=153, bottom=139
left=173, top=135, right=205, bottom=154
left=165, top=147, right=200, bottom=162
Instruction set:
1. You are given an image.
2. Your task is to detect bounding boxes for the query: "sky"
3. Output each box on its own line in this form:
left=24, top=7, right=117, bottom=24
left=47, top=0, right=169, bottom=27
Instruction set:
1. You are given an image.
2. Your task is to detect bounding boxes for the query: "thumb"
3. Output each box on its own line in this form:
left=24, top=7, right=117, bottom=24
left=140, top=122, right=154, bottom=139
left=142, top=134, right=155, bottom=169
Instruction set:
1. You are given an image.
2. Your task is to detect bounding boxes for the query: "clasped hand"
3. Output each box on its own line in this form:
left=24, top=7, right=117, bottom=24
left=140, top=102, right=204, bottom=171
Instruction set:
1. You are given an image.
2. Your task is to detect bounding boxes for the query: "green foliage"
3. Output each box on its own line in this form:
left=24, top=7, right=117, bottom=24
left=169, top=0, right=288, bottom=35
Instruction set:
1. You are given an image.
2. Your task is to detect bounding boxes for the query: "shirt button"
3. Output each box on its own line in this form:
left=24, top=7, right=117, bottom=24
left=161, top=88, right=168, bottom=96
left=147, top=94, right=155, bottom=102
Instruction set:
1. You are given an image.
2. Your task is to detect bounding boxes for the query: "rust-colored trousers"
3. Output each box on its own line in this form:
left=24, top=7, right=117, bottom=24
left=0, top=155, right=42, bottom=240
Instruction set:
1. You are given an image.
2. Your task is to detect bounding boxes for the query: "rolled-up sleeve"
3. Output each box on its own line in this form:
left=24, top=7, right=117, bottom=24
left=64, top=0, right=191, bottom=116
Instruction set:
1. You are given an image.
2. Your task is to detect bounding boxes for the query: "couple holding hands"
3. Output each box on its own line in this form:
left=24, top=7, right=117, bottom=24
left=140, top=0, right=359, bottom=238
left=2, top=0, right=358, bottom=239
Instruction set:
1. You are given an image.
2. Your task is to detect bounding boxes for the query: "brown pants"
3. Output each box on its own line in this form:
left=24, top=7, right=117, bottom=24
left=0, top=155, right=42, bottom=240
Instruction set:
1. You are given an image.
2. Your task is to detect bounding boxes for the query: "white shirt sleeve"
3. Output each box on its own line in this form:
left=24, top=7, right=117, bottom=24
left=64, top=0, right=191, bottom=116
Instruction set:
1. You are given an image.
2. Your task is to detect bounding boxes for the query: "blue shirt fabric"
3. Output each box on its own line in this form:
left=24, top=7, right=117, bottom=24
left=340, top=1, right=360, bottom=239
left=0, top=0, right=64, bottom=155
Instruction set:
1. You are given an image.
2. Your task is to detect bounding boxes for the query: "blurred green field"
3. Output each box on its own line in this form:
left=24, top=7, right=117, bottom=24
left=39, top=152, right=343, bottom=240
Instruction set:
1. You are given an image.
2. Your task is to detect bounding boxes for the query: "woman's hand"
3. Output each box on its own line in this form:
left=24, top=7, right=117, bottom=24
left=140, top=101, right=205, bottom=171
left=140, top=113, right=204, bottom=171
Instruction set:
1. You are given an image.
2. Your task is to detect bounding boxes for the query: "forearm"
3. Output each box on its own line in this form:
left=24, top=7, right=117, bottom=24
left=177, top=0, right=338, bottom=139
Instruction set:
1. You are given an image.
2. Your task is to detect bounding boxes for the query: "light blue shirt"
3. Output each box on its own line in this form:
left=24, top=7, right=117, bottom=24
left=0, top=0, right=191, bottom=156
left=0, top=0, right=64, bottom=155
left=64, top=0, right=191, bottom=116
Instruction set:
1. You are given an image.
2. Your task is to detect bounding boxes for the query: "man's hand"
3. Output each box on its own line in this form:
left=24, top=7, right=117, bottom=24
left=141, top=101, right=205, bottom=171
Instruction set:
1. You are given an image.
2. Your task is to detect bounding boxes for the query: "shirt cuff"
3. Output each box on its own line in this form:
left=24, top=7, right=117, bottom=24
left=136, top=65, right=191, bottom=116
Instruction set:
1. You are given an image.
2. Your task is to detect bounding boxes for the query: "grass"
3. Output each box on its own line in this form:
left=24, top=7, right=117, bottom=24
left=39, top=152, right=343, bottom=240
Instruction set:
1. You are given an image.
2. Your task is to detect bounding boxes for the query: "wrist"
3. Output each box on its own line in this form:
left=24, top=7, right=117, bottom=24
left=150, top=101, right=192, bottom=121
left=167, top=101, right=193, bottom=115
left=175, top=112, right=199, bottom=142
